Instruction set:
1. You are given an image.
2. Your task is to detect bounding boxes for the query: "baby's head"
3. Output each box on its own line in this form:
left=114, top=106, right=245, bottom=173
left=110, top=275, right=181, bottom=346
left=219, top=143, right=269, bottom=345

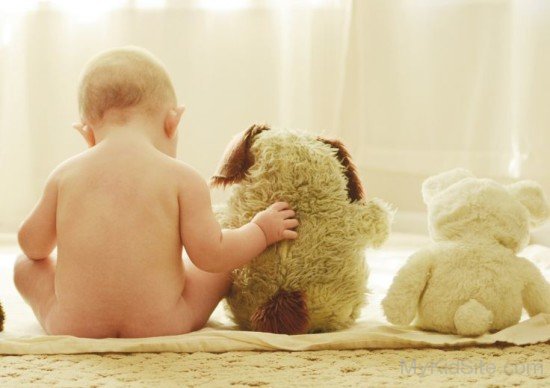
left=77, top=47, right=183, bottom=151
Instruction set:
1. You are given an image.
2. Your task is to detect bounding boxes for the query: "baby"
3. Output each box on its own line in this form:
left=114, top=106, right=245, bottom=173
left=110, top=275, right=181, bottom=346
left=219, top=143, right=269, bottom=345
left=14, top=47, right=299, bottom=338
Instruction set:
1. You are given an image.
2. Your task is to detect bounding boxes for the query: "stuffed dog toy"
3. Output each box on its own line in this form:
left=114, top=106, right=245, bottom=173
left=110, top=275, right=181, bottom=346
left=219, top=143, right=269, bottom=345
left=383, top=168, right=550, bottom=336
left=212, top=124, right=392, bottom=334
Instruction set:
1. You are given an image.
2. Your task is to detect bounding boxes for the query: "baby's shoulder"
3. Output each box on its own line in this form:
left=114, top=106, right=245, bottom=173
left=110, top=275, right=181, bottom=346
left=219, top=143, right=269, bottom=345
left=47, top=151, right=91, bottom=184
left=160, top=157, right=207, bottom=191
left=163, top=160, right=214, bottom=206
left=161, top=157, right=201, bottom=180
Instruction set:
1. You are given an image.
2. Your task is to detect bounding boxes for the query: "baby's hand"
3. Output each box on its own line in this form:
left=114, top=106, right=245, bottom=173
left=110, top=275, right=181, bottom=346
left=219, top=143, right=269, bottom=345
left=252, top=202, right=299, bottom=246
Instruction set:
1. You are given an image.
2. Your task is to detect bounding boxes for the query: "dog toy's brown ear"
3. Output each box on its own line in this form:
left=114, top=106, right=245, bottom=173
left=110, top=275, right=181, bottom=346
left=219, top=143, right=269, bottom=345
left=317, top=137, right=364, bottom=201
left=211, top=124, right=270, bottom=187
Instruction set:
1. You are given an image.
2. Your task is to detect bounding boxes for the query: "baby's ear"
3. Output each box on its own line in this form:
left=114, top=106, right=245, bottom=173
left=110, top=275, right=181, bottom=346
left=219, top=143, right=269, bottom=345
left=508, top=181, right=550, bottom=227
left=422, top=168, right=474, bottom=204
left=211, top=124, right=269, bottom=187
left=317, top=137, right=364, bottom=202
left=164, top=106, right=185, bottom=139
left=72, top=122, right=96, bottom=148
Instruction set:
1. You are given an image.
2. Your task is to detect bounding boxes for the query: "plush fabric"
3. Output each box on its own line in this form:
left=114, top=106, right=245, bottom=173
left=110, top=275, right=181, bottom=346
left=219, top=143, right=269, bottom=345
left=211, top=125, right=392, bottom=334
left=383, top=169, right=550, bottom=336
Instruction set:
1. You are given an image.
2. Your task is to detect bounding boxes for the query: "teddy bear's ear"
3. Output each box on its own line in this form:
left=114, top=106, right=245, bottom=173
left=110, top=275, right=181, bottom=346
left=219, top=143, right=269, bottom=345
left=422, top=168, right=474, bottom=204
left=317, top=137, right=364, bottom=202
left=508, top=181, right=550, bottom=227
left=211, top=124, right=270, bottom=187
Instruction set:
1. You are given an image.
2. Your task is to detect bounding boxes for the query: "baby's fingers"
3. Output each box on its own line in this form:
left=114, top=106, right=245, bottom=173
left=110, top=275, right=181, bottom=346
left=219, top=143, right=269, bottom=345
left=282, top=230, right=298, bottom=240
left=284, top=219, right=299, bottom=229
left=279, top=209, right=295, bottom=219
left=270, top=201, right=291, bottom=211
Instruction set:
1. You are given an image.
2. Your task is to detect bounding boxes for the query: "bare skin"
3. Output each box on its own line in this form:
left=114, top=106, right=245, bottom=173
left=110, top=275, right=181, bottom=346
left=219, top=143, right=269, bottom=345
left=14, top=107, right=298, bottom=338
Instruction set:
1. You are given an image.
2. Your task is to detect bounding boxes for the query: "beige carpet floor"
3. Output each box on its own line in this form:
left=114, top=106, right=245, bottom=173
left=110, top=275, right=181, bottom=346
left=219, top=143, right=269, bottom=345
left=0, top=344, right=548, bottom=387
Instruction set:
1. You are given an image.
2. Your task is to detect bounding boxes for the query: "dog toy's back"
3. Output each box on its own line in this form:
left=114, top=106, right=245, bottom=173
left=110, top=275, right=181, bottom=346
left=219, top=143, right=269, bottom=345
left=212, top=125, right=391, bottom=334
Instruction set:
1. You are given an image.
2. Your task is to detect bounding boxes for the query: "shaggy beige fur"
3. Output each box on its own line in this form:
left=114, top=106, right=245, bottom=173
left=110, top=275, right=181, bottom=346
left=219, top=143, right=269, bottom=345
left=212, top=125, right=392, bottom=334
left=383, top=168, right=550, bottom=336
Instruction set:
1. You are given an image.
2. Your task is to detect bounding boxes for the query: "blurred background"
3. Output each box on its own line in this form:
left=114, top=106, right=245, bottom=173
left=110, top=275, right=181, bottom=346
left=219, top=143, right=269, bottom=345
left=1, top=0, right=549, bottom=240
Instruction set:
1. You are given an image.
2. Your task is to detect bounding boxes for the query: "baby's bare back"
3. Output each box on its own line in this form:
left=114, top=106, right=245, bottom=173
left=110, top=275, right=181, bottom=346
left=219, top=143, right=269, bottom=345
left=17, top=127, right=297, bottom=337
left=54, top=145, right=185, bottom=329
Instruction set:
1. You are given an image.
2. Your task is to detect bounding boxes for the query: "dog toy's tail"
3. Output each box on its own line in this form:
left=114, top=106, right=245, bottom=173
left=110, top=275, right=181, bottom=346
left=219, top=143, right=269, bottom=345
left=250, top=289, right=309, bottom=334
left=454, top=299, right=493, bottom=336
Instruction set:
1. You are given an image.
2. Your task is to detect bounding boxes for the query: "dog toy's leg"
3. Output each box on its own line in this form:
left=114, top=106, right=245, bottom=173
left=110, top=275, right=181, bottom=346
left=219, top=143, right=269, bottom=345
left=382, top=250, right=432, bottom=326
left=519, top=258, right=550, bottom=316
left=454, top=299, right=493, bottom=336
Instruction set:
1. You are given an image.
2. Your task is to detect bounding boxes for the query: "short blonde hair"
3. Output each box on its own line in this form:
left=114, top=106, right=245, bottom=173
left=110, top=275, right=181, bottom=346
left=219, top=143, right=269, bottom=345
left=78, top=46, right=176, bottom=125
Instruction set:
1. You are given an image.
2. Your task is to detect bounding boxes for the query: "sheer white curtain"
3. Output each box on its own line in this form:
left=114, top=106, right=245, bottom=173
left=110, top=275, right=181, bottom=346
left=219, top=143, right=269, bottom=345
left=1, top=0, right=550, bottom=233
left=339, top=0, right=550, bottom=182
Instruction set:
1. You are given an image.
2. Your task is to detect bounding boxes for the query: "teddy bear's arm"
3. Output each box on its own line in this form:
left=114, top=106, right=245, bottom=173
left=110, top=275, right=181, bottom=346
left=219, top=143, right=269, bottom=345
left=518, top=257, right=550, bottom=316
left=382, top=250, right=432, bottom=326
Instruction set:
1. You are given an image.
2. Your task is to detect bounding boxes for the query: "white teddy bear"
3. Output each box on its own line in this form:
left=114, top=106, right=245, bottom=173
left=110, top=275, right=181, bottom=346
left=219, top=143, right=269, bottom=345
left=382, top=168, right=550, bottom=336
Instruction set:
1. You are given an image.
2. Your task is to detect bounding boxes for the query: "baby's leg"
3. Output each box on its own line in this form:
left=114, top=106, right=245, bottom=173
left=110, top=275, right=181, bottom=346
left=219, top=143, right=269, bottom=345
left=13, top=254, right=57, bottom=332
left=181, top=256, right=232, bottom=331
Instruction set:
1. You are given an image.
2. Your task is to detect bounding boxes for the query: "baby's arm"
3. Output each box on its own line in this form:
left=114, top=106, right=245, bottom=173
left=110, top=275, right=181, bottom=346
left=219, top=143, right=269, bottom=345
left=178, top=167, right=298, bottom=273
left=518, top=257, right=550, bottom=316
left=18, top=171, right=59, bottom=260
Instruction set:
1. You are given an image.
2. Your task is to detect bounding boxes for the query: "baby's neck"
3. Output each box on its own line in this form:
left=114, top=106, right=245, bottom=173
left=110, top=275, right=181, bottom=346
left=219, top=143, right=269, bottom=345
left=94, top=115, right=159, bottom=140
left=93, top=117, right=174, bottom=157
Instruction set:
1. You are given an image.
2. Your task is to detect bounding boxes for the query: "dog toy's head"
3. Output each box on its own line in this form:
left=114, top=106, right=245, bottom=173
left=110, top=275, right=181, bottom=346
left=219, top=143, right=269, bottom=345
left=211, top=124, right=390, bottom=248
left=423, top=168, right=549, bottom=252
left=212, top=124, right=364, bottom=202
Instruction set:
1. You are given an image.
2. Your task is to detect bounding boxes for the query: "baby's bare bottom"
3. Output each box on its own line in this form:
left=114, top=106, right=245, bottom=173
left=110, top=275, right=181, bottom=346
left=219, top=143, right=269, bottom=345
left=13, top=255, right=232, bottom=338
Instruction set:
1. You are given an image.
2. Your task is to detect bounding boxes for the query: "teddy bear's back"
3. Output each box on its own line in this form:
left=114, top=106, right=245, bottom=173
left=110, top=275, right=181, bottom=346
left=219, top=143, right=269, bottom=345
left=417, top=241, right=525, bottom=333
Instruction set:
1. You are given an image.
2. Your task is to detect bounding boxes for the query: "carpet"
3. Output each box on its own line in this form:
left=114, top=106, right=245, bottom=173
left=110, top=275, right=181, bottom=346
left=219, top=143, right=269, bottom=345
left=0, top=345, right=548, bottom=386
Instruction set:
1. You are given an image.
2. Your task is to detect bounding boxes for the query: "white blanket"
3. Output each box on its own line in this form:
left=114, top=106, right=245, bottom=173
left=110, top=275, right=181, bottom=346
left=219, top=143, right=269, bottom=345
left=1, top=234, right=549, bottom=355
